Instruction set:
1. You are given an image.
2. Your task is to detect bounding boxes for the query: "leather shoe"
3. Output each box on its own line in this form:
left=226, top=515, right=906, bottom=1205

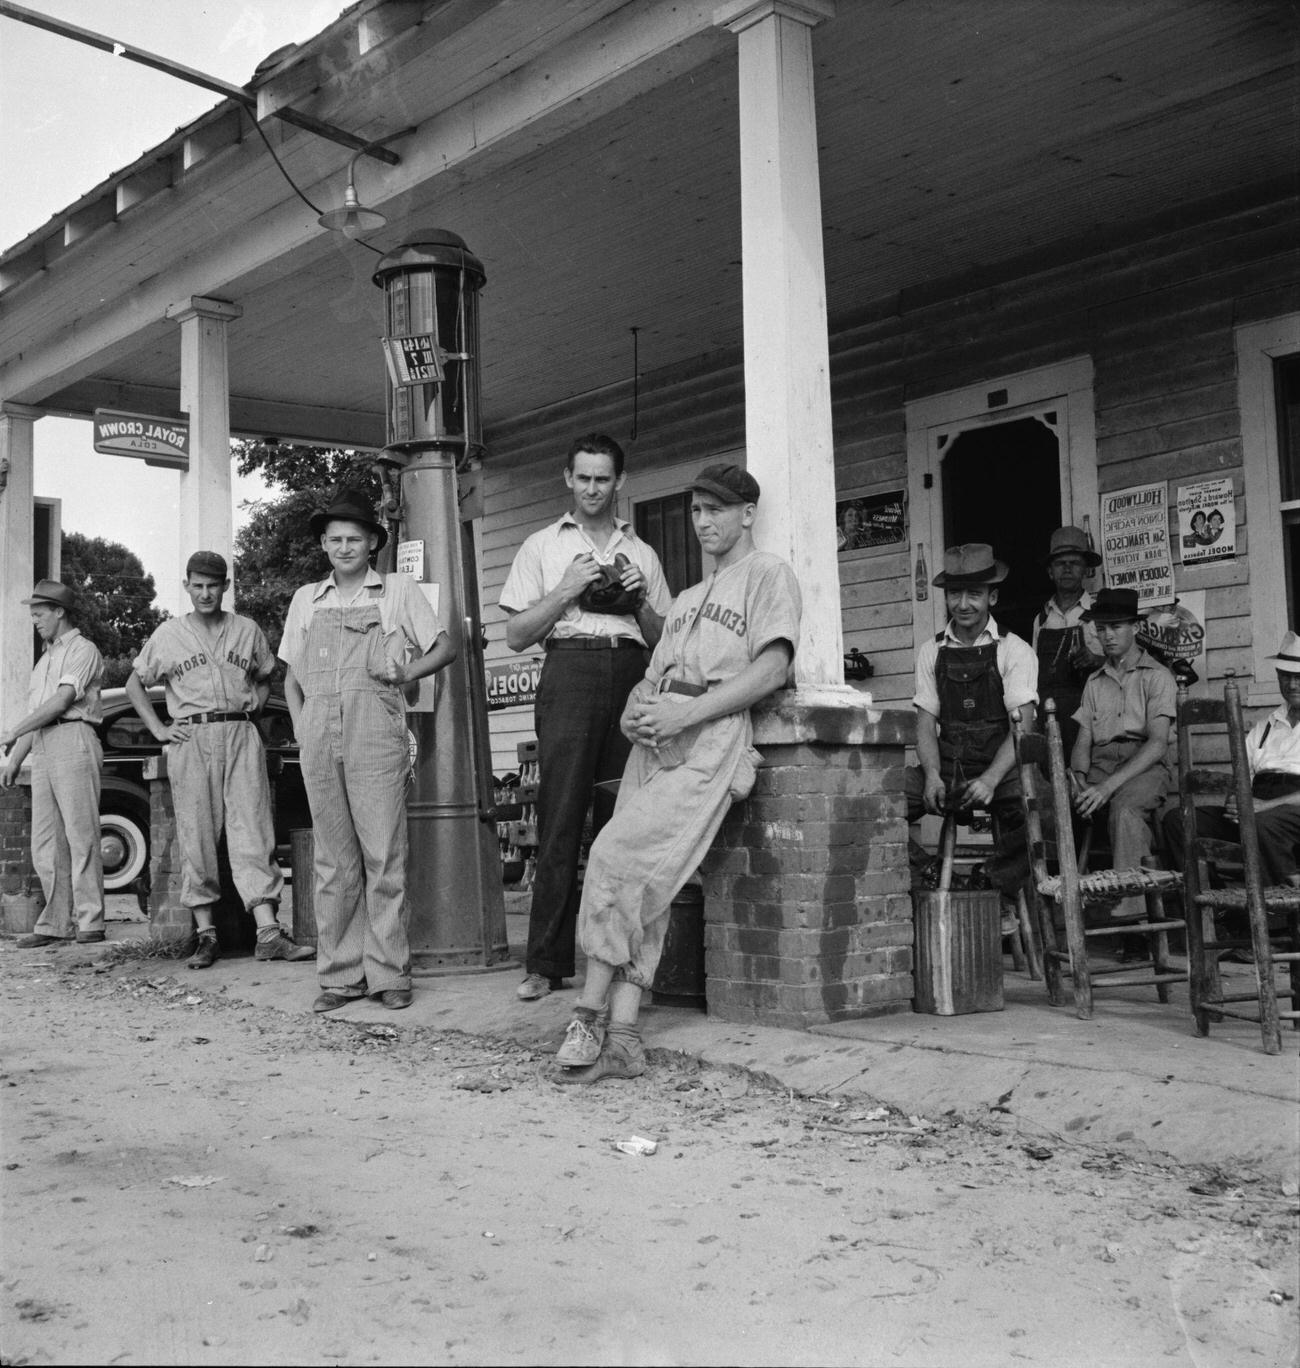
left=378, top=989, right=412, bottom=1010
left=16, top=933, right=67, bottom=948
left=312, top=991, right=358, bottom=1013
left=76, top=932, right=106, bottom=944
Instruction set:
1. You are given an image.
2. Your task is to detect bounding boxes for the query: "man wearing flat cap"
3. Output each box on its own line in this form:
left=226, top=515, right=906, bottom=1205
left=126, top=551, right=311, bottom=970
left=1069, top=587, right=1176, bottom=920
left=499, top=433, right=671, bottom=1004
left=1163, top=630, right=1300, bottom=888
left=906, top=544, right=1038, bottom=896
left=280, top=495, right=457, bottom=1013
left=1032, top=526, right=1104, bottom=760
left=1, top=580, right=106, bottom=947
left=553, top=462, right=801, bottom=1083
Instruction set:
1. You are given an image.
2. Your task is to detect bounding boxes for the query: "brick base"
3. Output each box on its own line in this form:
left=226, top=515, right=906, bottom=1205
left=701, top=691, right=916, bottom=1030
left=0, top=783, right=43, bottom=933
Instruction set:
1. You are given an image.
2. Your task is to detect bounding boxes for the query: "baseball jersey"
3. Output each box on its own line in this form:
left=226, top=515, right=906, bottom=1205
left=133, top=613, right=275, bottom=718
left=647, top=550, right=801, bottom=690
left=499, top=512, right=671, bottom=643
left=30, top=628, right=104, bottom=723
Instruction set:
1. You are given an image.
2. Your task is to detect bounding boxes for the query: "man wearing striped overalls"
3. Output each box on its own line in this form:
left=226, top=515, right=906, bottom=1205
left=281, top=495, right=456, bottom=1013
left=1, top=580, right=106, bottom=946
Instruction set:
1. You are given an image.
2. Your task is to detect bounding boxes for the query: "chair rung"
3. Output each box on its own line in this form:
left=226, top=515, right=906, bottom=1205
left=1090, top=971, right=1188, bottom=987
left=1083, top=920, right=1185, bottom=936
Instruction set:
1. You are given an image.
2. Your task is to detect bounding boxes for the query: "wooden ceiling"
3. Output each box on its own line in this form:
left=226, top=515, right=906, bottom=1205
left=6, top=0, right=1296, bottom=440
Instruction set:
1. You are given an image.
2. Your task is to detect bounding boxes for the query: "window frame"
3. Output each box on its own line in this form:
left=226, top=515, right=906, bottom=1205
left=1236, top=315, right=1300, bottom=703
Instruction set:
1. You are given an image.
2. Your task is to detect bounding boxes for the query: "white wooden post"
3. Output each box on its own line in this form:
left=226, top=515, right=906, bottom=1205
left=0, top=404, right=39, bottom=728
left=717, top=0, right=840, bottom=688
left=166, top=296, right=242, bottom=584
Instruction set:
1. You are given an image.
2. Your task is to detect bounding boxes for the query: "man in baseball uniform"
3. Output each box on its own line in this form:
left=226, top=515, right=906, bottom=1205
left=1, top=580, right=106, bottom=946
left=554, top=463, right=801, bottom=1083
left=125, top=550, right=311, bottom=970
left=499, top=433, right=672, bottom=1002
left=281, top=495, right=456, bottom=1013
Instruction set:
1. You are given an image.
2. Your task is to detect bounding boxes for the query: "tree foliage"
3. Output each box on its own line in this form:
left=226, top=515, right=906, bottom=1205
left=233, top=440, right=381, bottom=656
left=60, top=531, right=168, bottom=687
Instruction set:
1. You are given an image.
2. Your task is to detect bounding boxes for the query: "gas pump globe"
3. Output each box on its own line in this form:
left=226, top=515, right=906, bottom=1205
left=372, top=230, right=508, bottom=971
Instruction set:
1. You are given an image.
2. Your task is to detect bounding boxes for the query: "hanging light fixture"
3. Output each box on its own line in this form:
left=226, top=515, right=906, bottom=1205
left=317, top=129, right=416, bottom=239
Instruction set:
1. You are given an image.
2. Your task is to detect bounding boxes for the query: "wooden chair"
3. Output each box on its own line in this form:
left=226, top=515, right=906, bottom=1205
left=1176, top=673, right=1300, bottom=1054
left=1011, top=702, right=1186, bottom=1020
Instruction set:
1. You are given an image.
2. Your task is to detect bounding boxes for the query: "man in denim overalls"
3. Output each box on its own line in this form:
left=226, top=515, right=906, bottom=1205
left=281, top=496, right=456, bottom=1012
left=905, top=544, right=1039, bottom=896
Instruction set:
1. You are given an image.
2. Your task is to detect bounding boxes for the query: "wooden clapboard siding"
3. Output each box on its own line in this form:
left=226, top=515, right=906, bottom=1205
left=476, top=187, right=1299, bottom=769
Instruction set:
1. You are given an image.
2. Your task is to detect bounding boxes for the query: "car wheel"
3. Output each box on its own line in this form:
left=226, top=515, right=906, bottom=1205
left=101, top=807, right=149, bottom=891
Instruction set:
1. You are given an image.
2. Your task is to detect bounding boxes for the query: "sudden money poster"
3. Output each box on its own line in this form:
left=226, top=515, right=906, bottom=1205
left=1100, top=482, right=1175, bottom=608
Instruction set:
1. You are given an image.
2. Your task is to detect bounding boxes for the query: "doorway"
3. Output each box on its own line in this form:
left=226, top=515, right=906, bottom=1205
left=941, top=416, right=1061, bottom=642
left=906, top=357, right=1098, bottom=658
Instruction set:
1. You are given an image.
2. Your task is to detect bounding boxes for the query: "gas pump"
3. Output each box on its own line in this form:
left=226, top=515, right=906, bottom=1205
left=371, top=230, right=507, bottom=971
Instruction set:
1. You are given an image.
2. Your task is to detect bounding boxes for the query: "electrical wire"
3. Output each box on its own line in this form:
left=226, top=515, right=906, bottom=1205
left=247, top=112, right=386, bottom=255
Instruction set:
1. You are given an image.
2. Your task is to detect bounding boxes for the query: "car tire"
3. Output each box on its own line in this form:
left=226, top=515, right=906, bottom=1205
left=101, top=806, right=149, bottom=892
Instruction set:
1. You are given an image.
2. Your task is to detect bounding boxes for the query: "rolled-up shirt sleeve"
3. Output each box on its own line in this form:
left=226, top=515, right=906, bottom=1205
left=913, top=638, right=940, bottom=717
left=58, top=636, right=101, bottom=702
left=401, top=578, right=446, bottom=654
left=999, top=635, right=1040, bottom=713
left=278, top=586, right=313, bottom=676
left=499, top=537, right=544, bottom=615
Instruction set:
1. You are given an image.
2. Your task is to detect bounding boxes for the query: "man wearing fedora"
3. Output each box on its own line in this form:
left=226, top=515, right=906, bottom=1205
left=906, top=543, right=1039, bottom=896
left=125, top=550, right=313, bottom=970
left=0, top=580, right=106, bottom=947
left=1032, top=526, right=1104, bottom=760
left=1070, top=587, right=1176, bottom=920
left=1163, top=631, right=1300, bottom=888
left=280, top=494, right=456, bottom=1012
left=499, top=433, right=671, bottom=1003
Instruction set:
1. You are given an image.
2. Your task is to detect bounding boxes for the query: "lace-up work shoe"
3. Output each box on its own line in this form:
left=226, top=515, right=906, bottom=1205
left=187, top=931, right=220, bottom=970
left=555, top=1012, right=604, bottom=1067
left=255, top=928, right=315, bottom=962
left=517, top=972, right=553, bottom=1001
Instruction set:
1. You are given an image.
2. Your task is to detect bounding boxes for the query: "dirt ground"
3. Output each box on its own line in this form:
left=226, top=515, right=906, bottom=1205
left=1, top=943, right=1297, bottom=1368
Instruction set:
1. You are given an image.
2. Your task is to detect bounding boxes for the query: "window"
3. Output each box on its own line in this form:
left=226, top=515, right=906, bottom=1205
left=1272, top=353, right=1300, bottom=625
left=634, top=490, right=702, bottom=596
left=1237, top=317, right=1300, bottom=699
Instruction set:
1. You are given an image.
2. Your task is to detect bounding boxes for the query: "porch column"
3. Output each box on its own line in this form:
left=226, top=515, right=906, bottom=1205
left=166, top=296, right=242, bottom=571
left=718, top=0, right=839, bottom=686
left=0, top=404, right=39, bottom=726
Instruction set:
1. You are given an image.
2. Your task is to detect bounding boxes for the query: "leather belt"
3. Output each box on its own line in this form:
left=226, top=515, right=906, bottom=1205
left=49, top=716, right=89, bottom=726
left=545, top=638, right=644, bottom=652
left=179, top=710, right=254, bottom=725
left=658, top=678, right=708, bottom=698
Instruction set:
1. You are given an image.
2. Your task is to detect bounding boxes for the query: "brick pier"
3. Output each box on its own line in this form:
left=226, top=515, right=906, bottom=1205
left=701, top=690, right=915, bottom=1030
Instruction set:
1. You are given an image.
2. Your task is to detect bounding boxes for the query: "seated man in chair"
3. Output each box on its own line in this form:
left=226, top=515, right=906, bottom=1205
left=1163, top=630, right=1300, bottom=888
left=905, top=543, right=1038, bottom=897
left=1070, top=587, right=1176, bottom=921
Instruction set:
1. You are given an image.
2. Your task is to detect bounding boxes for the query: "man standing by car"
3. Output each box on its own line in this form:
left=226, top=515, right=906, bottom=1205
left=0, top=580, right=106, bottom=947
left=125, top=551, right=311, bottom=970
left=499, top=433, right=672, bottom=1002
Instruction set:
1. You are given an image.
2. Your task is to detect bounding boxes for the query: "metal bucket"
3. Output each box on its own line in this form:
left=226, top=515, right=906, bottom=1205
left=912, top=889, right=1004, bottom=1015
left=651, top=884, right=707, bottom=1010
left=1, top=892, right=42, bottom=938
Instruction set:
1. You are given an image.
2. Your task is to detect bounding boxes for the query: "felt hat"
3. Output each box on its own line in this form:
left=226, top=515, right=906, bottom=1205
left=21, top=579, right=76, bottom=612
left=691, top=463, right=760, bottom=505
left=931, top=543, right=1008, bottom=587
left=309, top=494, right=388, bottom=550
left=1045, top=525, right=1102, bottom=567
left=1266, top=631, right=1300, bottom=674
left=185, top=550, right=228, bottom=580
left=1080, top=587, right=1143, bottom=623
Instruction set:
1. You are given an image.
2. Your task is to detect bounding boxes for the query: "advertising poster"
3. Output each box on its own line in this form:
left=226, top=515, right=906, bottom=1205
left=1100, top=482, right=1175, bottom=607
left=1177, top=477, right=1236, bottom=564
left=486, top=657, right=544, bottom=711
left=1139, top=590, right=1207, bottom=683
left=836, top=489, right=906, bottom=552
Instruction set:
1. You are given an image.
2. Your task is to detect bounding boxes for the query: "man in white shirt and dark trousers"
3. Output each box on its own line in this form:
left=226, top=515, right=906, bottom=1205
left=499, top=434, right=671, bottom=1002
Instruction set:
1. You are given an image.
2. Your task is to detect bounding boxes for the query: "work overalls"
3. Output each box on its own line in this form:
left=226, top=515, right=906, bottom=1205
left=299, top=598, right=411, bottom=995
left=933, top=639, right=1027, bottom=896
left=1034, top=617, right=1090, bottom=757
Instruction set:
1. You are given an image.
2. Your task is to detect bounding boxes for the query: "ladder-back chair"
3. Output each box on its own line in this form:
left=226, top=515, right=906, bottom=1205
left=1012, top=702, right=1185, bottom=1020
left=1176, top=674, right=1300, bottom=1054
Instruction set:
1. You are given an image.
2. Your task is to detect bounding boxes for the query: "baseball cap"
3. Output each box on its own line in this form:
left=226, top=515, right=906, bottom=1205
left=185, top=550, right=229, bottom=580
left=691, top=463, right=760, bottom=505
